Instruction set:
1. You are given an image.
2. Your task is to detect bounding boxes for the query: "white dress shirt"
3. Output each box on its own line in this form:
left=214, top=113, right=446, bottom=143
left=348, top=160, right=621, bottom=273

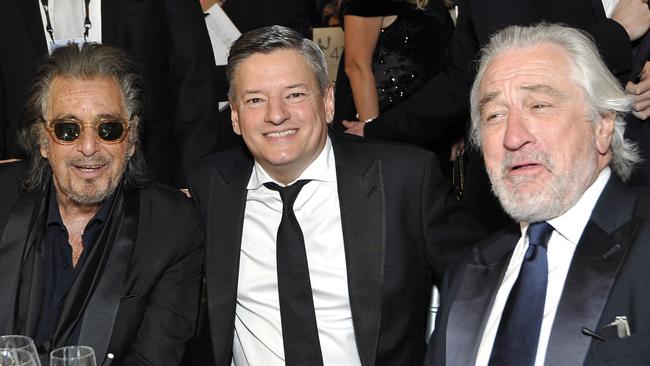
left=476, top=168, right=611, bottom=366
left=232, top=137, right=362, bottom=366
left=38, top=0, right=102, bottom=53
left=602, top=0, right=619, bottom=18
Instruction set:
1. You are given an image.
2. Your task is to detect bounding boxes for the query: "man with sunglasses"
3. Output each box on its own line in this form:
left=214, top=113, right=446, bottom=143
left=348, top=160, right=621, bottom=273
left=0, top=43, right=203, bottom=365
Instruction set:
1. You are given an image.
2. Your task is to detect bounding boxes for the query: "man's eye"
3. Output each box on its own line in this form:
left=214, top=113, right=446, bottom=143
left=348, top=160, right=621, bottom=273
left=486, top=113, right=503, bottom=121
left=532, top=103, right=550, bottom=109
left=287, top=92, right=306, bottom=99
left=246, top=97, right=263, bottom=104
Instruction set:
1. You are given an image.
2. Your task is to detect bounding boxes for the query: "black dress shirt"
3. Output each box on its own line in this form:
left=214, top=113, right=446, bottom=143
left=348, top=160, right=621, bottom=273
left=33, top=186, right=114, bottom=350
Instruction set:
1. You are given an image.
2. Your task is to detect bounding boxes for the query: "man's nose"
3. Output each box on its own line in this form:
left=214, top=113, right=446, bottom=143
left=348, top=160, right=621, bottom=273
left=265, top=97, right=290, bottom=125
left=76, top=125, right=100, bottom=156
left=503, top=109, right=535, bottom=150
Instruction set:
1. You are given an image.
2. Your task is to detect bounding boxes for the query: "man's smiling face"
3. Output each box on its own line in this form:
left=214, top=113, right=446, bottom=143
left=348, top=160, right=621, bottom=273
left=229, top=49, right=334, bottom=184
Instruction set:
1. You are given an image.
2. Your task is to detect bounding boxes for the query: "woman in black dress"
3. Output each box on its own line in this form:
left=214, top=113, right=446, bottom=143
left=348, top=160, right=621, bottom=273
left=334, top=0, right=453, bottom=126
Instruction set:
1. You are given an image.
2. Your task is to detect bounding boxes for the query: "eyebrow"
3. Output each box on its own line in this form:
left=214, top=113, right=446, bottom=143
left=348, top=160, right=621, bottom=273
left=520, top=83, right=564, bottom=97
left=479, top=91, right=500, bottom=110
left=285, top=83, right=308, bottom=90
left=50, top=112, right=123, bottom=121
left=479, top=83, right=565, bottom=111
left=241, top=83, right=309, bottom=95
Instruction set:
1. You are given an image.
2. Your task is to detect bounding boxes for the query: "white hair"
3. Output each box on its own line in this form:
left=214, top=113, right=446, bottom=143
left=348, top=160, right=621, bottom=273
left=469, top=23, right=641, bottom=181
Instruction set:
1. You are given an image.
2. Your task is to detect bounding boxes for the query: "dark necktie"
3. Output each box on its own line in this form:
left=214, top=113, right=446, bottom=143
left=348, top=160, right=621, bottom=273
left=264, top=180, right=324, bottom=366
left=488, top=221, right=554, bottom=366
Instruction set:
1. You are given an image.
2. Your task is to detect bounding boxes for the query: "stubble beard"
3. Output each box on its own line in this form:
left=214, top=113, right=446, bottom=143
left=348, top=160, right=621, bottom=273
left=58, top=154, right=128, bottom=205
left=487, top=149, right=598, bottom=223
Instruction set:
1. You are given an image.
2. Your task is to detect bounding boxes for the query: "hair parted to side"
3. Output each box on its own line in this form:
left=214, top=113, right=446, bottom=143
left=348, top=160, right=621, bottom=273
left=226, top=25, right=329, bottom=100
left=18, top=42, right=150, bottom=192
left=469, top=23, right=641, bottom=182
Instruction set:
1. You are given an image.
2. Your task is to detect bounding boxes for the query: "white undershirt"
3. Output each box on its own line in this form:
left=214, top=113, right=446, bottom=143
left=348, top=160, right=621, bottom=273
left=38, top=0, right=102, bottom=54
left=475, top=168, right=611, bottom=366
left=232, top=137, right=362, bottom=366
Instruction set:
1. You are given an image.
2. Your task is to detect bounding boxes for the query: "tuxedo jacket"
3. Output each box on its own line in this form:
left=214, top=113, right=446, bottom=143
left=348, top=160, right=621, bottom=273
left=0, top=0, right=219, bottom=187
left=427, top=176, right=650, bottom=366
left=0, top=162, right=204, bottom=366
left=187, top=131, right=486, bottom=365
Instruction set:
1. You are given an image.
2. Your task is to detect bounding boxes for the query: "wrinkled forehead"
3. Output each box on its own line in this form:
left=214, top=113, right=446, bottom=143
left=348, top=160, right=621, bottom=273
left=480, top=43, right=575, bottom=97
left=44, top=76, right=127, bottom=117
left=231, top=49, right=322, bottom=96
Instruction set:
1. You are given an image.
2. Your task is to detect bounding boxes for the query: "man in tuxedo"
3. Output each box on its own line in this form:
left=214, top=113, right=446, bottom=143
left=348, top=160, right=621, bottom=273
left=0, top=0, right=218, bottom=187
left=428, top=23, right=650, bottom=366
left=188, top=25, right=484, bottom=365
left=0, top=43, right=203, bottom=365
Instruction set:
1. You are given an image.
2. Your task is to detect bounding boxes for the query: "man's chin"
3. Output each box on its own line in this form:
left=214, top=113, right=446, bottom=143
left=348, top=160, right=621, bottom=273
left=65, top=182, right=114, bottom=205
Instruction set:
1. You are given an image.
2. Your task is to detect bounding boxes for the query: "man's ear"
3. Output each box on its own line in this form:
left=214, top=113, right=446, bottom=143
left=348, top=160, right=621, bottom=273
left=40, top=144, right=48, bottom=159
left=324, top=84, right=335, bottom=124
left=595, top=111, right=615, bottom=155
left=230, top=101, right=242, bottom=136
left=40, top=129, right=49, bottom=159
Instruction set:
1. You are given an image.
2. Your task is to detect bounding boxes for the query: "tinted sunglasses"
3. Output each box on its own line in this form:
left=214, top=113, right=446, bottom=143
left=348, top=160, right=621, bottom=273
left=43, top=116, right=131, bottom=144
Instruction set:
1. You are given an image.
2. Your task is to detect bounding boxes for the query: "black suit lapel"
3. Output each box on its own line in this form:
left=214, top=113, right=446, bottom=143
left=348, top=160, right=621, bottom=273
left=546, top=177, right=638, bottom=366
left=16, top=0, right=48, bottom=56
left=205, top=159, right=250, bottom=365
left=77, top=185, right=139, bottom=365
left=330, top=134, right=384, bottom=366
left=0, top=192, right=41, bottom=334
left=445, top=229, right=520, bottom=366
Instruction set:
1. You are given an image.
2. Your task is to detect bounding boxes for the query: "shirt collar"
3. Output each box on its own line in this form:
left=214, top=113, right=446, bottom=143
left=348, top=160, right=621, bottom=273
left=247, top=136, right=336, bottom=189
left=519, top=167, right=611, bottom=245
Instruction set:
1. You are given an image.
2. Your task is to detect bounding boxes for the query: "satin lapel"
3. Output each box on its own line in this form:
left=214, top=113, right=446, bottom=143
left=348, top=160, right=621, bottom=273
left=16, top=0, right=48, bottom=56
left=0, top=193, right=39, bottom=334
left=206, top=164, right=250, bottom=365
left=330, top=134, right=384, bottom=366
left=545, top=220, right=636, bottom=366
left=445, top=230, right=519, bottom=366
left=101, top=0, right=124, bottom=45
left=77, top=187, right=138, bottom=365
left=546, top=178, right=637, bottom=366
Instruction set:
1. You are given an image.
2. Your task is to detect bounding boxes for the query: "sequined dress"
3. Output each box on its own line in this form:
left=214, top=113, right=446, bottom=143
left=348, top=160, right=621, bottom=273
left=333, top=0, right=453, bottom=122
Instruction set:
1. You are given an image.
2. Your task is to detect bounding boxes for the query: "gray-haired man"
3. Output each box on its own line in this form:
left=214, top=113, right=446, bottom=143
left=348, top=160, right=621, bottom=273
left=428, top=23, right=650, bottom=366
left=188, top=25, right=485, bottom=366
left=0, top=43, right=203, bottom=365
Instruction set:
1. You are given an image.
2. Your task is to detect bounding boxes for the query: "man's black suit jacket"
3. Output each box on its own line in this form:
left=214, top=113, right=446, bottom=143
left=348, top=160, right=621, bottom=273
left=427, top=176, right=650, bottom=366
left=0, top=0, right=219, bottom=187
left=187, top=131, right=486, bottom=365
left=0, top=162, right=204, bottom=366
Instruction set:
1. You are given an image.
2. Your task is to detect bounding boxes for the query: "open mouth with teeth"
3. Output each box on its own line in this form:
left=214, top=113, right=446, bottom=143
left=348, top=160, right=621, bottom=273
left=265, top=129, right=297, bottom=138
left=75, top=164, right=104, bottom=171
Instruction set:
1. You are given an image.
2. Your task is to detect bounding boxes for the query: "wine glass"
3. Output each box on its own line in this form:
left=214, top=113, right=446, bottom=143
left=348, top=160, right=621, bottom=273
left=0, top=336, right=40, bottom=366
left=0, top=348, right=37, bottom=366
left=49, top=346, right=96, bottom=366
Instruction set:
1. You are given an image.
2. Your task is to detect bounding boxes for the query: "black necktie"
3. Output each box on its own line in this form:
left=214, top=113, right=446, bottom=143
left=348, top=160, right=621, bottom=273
left=264, top=180, right=323, bottom=366
left=489, top=221, right=554, bottom=366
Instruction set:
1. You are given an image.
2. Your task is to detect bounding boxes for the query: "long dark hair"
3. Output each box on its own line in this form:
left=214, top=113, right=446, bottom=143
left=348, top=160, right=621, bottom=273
left=18, top=43, right=151, bottom=191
